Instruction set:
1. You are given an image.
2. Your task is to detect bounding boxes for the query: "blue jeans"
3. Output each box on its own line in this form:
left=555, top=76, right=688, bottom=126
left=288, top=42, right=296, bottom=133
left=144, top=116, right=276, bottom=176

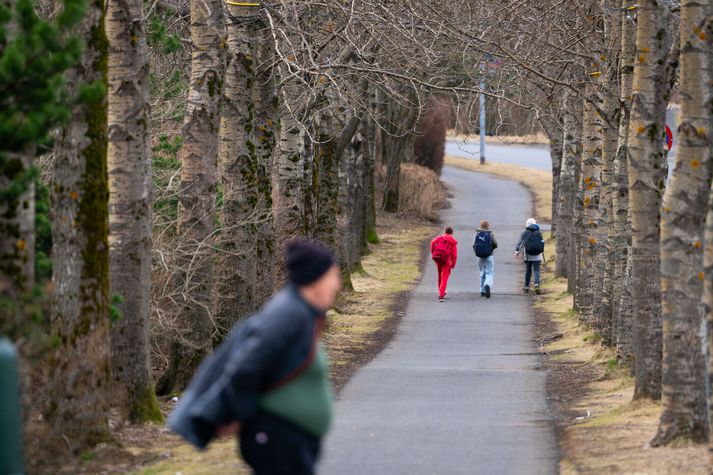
left=478, top=256, right=494, bottom=292
left=525, top=260, right=541, bottom=287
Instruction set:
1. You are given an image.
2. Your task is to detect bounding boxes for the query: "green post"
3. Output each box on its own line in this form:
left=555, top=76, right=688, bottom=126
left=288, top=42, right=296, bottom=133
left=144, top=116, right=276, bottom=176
left=0, top=337, right=24, bottom=475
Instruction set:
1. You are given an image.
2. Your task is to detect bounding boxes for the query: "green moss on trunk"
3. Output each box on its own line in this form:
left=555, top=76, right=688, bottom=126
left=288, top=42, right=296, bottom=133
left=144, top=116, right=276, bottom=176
left=133, top=386, right=164, bottom=423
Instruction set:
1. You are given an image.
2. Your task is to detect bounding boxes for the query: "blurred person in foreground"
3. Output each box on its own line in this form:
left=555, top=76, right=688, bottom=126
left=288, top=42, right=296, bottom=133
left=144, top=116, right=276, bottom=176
left=169, top=239, right=341, bottom=475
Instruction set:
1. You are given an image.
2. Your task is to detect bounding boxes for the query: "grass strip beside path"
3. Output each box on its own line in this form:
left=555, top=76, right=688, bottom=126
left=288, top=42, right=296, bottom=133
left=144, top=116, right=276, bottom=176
left=535, top=237, right=707, bottom=474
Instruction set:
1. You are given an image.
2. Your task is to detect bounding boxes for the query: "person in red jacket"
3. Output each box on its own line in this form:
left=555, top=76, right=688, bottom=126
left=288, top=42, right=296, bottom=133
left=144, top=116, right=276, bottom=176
left=430, top=226, right=458, bottom=302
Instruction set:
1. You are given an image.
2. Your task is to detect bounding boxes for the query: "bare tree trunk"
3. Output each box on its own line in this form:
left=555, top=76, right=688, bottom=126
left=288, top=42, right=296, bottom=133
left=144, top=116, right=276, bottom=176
left=312, top=115, right=339, bottom=250
left=274, top=86, right=306, bottom=256
left=106, top=0, right=160, bottom=421
left=628, top=0, right=673, bottom=401
left=48, top=0, right=112, bottom=449
left=612, top=0, right=637, bottom=358
left=365, top=119, right=379, bottom=244
left=556, top=93, right=582, bottom=282
left=253, top=19, right=277, bottom=304
left=654, top=0, right=712, bottom=445
left=213, top=5, right=258, bottom=338
left=382, top=97, right=418, bottom=213
left=577, top=89, right=603, bottom=326
left=159, top=0, right=225, bottom=394
left=549, top=132, right=563, bottom=237
left=598, top=3, right=622, bottom=345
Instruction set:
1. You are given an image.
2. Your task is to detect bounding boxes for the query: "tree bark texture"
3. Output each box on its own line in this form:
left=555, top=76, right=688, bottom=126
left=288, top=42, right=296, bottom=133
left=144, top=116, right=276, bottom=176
left=106, top=0, right=160, bottom=421
left=612, top=0, right=637, bottom=358
left=213, top=5, right=259, bottom=339
left=555, top=93, right=582, bottom=283
left=253, top=19, right=277, bottom=304
left=597, top=2, right=622, bottom=344
left=627, top=0, right=672, bottom=400
left=159, top=0, right=225, bottom=394
left=48, top=0, right=112, bottom=449
left=654, top=0, right=713, bottom=445
left=577, top=89, right=603, bottom=326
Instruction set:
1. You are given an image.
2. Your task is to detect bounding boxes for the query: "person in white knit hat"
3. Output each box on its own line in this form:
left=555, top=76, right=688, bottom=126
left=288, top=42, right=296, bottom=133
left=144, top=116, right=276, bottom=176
left=513, top=218, right=545, bottom=294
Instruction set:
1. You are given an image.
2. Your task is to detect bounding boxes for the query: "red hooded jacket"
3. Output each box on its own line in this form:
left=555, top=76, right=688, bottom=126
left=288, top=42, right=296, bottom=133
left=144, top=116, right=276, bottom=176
left=430, top=234, right=458, bottom=268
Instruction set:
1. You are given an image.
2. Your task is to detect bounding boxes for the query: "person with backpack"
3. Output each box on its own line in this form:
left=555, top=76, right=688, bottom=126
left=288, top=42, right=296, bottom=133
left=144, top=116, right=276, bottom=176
left=168, top=239, right=341, bottom=475
left=514, top=218, right=545, bottom=294
left=430, top=226, right=458, bottom=302
left=473, top=220, right=498, bottom=298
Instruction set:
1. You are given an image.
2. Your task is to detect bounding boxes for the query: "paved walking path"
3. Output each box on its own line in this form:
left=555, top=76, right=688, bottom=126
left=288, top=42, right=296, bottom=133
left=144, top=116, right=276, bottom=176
left=319, top=166, right=559, bottom=474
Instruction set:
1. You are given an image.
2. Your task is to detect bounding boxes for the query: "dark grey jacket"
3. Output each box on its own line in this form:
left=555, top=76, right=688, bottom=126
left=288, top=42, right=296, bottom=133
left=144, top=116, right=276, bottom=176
left=168, top=285, right=323, bottom=449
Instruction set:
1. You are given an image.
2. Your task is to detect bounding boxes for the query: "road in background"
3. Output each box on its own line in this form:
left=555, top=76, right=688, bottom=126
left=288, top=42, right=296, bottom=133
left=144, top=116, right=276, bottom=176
left=447, top=108, right=679, bottom=174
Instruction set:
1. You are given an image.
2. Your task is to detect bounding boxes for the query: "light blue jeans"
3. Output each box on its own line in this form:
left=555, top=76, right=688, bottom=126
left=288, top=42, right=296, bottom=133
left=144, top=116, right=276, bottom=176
left=478, top=256, right=494, bottom=292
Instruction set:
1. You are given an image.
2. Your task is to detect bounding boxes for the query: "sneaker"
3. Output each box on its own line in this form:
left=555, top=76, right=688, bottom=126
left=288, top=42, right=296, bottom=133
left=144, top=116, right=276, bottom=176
left=485, top=285, right=491, bottom=298
left=439, top=295, right=445, bottom=302
left=444, top=292, right=448, bottom=299
left=534, top=285, right=541, bottom=295
left=523, top=287, right=530, bottom=294
left=481, top=292, right=485, bottom=297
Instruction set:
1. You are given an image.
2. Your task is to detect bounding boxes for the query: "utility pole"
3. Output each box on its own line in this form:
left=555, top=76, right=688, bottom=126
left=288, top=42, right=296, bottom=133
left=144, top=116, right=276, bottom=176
left=479, top=77, right=486, bottom=165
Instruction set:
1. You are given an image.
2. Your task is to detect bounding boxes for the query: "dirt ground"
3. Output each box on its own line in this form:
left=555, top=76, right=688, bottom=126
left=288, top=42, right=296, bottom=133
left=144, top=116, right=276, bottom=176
left=446, top=131, right=550, bottom=145
left=30, top=213, right=436, bottom=475
left=536, top=242, right=708, bottom=474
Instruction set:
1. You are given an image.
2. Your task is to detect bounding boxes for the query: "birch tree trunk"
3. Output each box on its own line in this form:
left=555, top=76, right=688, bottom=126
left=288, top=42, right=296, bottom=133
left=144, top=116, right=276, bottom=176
left=612, top=0, right=637, bottom=359
left=627, top=0, right=673, bottom=400
left=48, top=0, right=112, bottom=449
left=555, top=93, right=582, bottom=282
left=213, top=4, right=258, bottom=337
left=545, top=123, right=563, bottom=237
left=598, top=3, right=622, bottom=345
left=159, top=0, right=225, bottom=393
left=106, top=0, right=160, bottom=421
left=364, top=120, right=379, bottom=245
left=654, top=0, right=713, bottom=445
left=253, top=19, right=277, bottom=304
left=312, top=114, right=339, bottom=250
left=274, top=84, right=307, bottom=256
left=577, top=88, right=603, bottom=326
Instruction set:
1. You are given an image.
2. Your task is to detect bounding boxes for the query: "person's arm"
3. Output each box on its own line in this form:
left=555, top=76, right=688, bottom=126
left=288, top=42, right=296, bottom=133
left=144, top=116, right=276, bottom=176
left=451, top=243, right=458, bottom=268
left=430, top=237, right=437, bottom=255
left=188, top=309, right=303, bottom=428
left=514, top=231, right=525, bottom=254
left=492, top=232, right=498, bottom=250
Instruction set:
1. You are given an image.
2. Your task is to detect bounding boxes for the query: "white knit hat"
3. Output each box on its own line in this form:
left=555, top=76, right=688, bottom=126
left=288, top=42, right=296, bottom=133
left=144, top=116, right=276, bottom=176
left=526, top=218, right=537, bottom=227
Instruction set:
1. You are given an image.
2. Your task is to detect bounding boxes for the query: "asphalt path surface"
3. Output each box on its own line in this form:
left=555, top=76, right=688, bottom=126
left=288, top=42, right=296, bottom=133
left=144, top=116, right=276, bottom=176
left=319, top=166, right=558, bottom=475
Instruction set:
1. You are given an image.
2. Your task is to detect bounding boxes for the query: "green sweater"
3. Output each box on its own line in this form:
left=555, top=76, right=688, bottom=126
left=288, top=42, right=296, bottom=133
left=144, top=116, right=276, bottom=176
left=259, top=344, right=334, bottom=437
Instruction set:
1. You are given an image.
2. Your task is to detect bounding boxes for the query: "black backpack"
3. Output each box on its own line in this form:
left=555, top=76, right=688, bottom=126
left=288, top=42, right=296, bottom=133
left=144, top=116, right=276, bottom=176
left=474, top=231, right=494, bottom=258
left=524, top=230, right=544, bottom=255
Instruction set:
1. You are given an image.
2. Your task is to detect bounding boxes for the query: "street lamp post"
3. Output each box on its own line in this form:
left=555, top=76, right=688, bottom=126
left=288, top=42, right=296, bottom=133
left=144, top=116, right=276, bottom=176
left=479, top=77, right=486, bottom=165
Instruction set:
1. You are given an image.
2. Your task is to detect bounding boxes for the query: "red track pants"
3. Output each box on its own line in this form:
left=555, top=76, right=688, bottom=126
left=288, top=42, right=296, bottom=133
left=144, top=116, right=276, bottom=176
left=435, top=260, right=452, bottom=298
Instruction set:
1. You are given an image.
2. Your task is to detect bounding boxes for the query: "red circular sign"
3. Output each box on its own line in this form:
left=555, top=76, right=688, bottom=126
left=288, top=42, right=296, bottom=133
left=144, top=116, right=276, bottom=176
left=665, top=125, right=673, bottom=151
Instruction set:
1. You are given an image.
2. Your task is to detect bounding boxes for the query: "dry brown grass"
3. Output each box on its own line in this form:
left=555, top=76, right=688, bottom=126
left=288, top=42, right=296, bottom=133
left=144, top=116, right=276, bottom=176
left=447, top=131, right=550, bottom=145
left=444, top=155, right=552, bottom=223
left=537, top=241, right=708, bottom=475
left=377, top=163, right=446, bottom=221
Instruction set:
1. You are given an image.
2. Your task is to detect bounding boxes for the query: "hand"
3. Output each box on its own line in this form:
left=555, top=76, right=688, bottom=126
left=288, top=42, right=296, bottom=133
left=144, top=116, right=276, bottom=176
left=217, top=421, right=241, bottom=437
